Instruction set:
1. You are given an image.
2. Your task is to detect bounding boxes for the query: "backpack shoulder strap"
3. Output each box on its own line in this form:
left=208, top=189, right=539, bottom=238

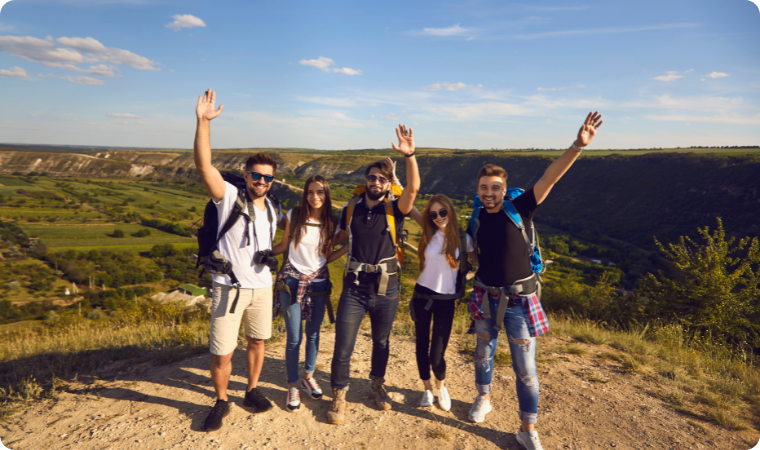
left=216, top=189, right=247, bottom=244
left=288, top=206, right=300, bottom=243
left=384, top=197, right=397, bottom=249
left=458, top=227, right=468, bottom=273
left=503, top=200, right=531, bottom=255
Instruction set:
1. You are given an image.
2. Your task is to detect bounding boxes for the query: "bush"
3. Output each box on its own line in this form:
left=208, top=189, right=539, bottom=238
left=86, top=308, right=105, bottom=320
left=111, top=229, right=125, bottom=238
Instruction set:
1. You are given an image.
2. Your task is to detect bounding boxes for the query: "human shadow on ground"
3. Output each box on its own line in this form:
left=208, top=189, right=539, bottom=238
left=90, top=343, right=512, bottom=447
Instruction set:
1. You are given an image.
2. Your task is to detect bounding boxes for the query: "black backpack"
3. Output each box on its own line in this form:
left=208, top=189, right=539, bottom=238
left=196, top=172, right=281, bottom=312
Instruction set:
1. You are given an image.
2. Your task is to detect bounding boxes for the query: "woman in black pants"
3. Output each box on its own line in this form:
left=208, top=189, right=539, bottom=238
left=410, top=194, right=475, bottom=410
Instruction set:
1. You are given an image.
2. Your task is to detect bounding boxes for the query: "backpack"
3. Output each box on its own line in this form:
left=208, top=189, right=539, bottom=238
left=469, top=187, right=545, bottom=276
left=342, top=184, right=407, bottom=296
left=196, top=172, right=281, bottom=313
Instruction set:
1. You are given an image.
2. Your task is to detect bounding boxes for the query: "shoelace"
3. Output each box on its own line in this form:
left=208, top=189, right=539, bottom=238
left=306, top=378, right=321, bottom=392
left=209, top=401, right=227, bottom=418
left=288, top=388, right=300, bottom=404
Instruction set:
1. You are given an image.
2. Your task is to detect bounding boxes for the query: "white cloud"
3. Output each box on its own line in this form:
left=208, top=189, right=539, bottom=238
left=296, top=97, right=357, bottom=107
left=706, top=72, right=730, bottom=79
left=644, top=113, right=760, bottom=125
left=38, top=73, right=57, bottom=78
left=536, top=84, right=585, bottom=91
left=424, top=82, right=482, bottom=91
left=624, top=94, right=749, bottom=112
left=42, top=62, right=120, bottom=77
left=165, top=14, right=206, bottom=31
left=517, top=23, right=700, bottom=40
left=652, top=71, right=684, bottom=82
left=0, top=66, right=29, bottom=78
left=57, top=37, right=159, bottom=71
left=435, top=101, right=529, bottom=120
left=332, top=67, right=362, bottom=75
left=299, top=56, right=334, bottom=71
left=415, top=24, right=476, bottom=38
left=66, top=75, right=104, bottom=85
left=107, top=113, right=141, bottom=118
left=299, top=56, right=362, bottom=75
left=0, top=35, right=83, bottom=64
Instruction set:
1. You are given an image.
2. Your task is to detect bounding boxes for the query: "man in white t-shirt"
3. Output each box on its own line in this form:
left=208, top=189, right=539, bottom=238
left=194, top=89, right=284, bottom=432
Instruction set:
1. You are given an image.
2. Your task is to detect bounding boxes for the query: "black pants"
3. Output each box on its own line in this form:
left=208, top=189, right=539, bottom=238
left=412, top=284, right=456, bottom=382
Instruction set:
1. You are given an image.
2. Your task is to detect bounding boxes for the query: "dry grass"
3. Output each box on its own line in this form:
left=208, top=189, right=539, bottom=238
left=560, top=344, right=588, bottom=356
left=427, top=428, right=450, bottom=441
left=706, top=409, right=753, bottom=430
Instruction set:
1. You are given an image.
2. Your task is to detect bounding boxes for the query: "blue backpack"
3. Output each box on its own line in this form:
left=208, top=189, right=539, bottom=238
left=469, top=187, right=545, bottom=275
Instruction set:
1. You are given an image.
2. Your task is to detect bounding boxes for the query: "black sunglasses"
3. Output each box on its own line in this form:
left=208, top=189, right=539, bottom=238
left=428, top=209, right=449, bottom=220
left=246, top=171, right=275, bottom=183
left=366, top=174, right=389, bottom=185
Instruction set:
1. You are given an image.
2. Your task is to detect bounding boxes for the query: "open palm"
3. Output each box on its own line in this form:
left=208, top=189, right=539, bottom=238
left=391, top=124, right=415, bottom=155
left=576, top=111, right=603, bottom=147
left=196, top=89, right=224, bottom=121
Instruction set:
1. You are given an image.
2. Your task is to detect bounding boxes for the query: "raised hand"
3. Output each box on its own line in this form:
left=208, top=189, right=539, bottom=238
left=575, top=111, right=603, bottom=147
left=391, top=124, right=415, bottom=156
left=196, top=89, right=224, bottom=122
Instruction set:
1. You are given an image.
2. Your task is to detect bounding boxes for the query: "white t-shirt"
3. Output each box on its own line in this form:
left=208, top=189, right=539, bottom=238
left=211, top=181, right=282, bottom=289
left=286, top=209, right=327, bottom=281
left=417, top=230, right=475, bottom=295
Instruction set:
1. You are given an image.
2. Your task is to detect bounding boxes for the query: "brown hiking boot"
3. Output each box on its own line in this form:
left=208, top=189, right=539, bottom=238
left=327, top=388, right=346, bottom=424
left=370, top=377, right=392, bottom=411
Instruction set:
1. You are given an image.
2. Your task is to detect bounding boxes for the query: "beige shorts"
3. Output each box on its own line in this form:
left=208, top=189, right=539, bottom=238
left=209, top=281, right=273, bottom=356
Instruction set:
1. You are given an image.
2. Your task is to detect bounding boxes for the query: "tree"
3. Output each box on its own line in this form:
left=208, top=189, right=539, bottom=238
left=111, top=229, right=125, bottom=238
left=638, top=218, right=760, bottom=348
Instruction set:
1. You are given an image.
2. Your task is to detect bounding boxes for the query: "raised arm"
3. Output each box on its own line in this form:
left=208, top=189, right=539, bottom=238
left=533, top=111, right=603, bottom=205
left=194, top=89, right=226, bottom=202
left=392, top=124, right=420, bottom=214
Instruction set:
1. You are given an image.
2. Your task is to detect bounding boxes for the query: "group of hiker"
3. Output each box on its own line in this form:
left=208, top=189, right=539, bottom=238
left=193, top=89, right=603, bottom=450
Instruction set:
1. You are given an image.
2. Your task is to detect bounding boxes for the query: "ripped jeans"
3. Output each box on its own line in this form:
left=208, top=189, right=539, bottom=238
left=474, top=295, right=539, bottom=424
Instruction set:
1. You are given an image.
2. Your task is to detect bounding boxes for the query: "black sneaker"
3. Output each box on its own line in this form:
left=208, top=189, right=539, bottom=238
left=244, top=387, right=274, bottom=412
left=203, top=399, right=230, bottom=432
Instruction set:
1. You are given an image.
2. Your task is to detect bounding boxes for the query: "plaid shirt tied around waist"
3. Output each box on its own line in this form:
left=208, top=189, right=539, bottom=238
left=468, top=285, right=550, bottom=337
left=273, top=258, right=329, bottom=322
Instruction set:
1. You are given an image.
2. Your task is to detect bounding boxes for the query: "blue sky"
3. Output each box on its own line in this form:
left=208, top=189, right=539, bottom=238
left=0, top=0, right=759, bottom=150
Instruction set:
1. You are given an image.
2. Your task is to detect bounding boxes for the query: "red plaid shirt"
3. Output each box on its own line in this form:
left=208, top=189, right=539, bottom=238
left=468, top=285, right=550, bottom=337
left=273, top=258, right=329, bottom=322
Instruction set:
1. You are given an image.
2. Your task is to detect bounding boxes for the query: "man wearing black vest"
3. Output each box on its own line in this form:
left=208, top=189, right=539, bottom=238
left=325, top=125, right=420, bottom=424
left=194, top=89, right=283, bottom=432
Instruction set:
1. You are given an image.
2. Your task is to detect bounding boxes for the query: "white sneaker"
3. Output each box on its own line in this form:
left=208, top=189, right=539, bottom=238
left=420, top=390, right=434, bottom=407
left=468, top=395, right=491, bottom=423
left=301, top=377, right=323, bottom=399
left=516, top=429, right=544, bottom=450
left=286, top=386, right=300, bottom=412
left=437, top=385, right=451, bottom=411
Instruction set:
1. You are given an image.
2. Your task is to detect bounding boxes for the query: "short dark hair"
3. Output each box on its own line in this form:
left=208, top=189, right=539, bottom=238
left=245, top=153, right=277, bottom=173
left=364, top=159, right=393, bottom=180
left=477, top=164, right=508, bottom=185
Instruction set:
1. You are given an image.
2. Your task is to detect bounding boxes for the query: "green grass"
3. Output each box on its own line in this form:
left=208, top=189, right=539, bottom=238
left=0, top=177, right=33, bottom=187
left=47, top=242, right=199, bottom=253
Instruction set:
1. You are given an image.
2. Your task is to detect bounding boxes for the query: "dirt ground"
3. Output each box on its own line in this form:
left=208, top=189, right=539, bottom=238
left=1, top=329, right=758, bottom=450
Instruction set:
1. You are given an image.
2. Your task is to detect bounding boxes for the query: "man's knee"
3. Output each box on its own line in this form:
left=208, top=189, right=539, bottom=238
left=211, top=353, right=233, bottom=369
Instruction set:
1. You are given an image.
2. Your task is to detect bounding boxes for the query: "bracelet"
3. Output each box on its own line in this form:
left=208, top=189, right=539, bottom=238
left=571, top=142, right=585, bottom=152
left=404, top=151, right=416, bottom=158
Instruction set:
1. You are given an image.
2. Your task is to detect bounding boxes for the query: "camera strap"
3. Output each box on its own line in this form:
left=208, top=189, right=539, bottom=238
left=245, top=191, right=275, bottom=254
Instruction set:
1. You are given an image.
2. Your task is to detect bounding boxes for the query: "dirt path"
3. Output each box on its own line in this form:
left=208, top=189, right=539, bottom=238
left=1, top=331, right=754, bottom=450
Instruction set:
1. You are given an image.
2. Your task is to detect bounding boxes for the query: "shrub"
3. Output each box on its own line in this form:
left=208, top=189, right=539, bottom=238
left=111, top=229, right=125, bottom=238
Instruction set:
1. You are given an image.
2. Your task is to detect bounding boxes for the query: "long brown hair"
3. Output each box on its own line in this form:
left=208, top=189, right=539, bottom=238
left=418, top=194, right=460, bottom=274
left=292, top=175, right=334, bottom=256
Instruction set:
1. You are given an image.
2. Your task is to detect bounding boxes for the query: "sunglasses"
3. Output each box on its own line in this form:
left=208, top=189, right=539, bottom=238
left=246, top=171, right=275, bottom=183
left=428, top=209, right=449, bottom=220
left=366, top=174, right=389, bottom=185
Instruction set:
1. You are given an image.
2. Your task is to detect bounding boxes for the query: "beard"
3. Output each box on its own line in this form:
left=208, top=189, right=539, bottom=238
left=247, top=183, right=269, bottom=199
left=365, top=188, right=385, bottom=201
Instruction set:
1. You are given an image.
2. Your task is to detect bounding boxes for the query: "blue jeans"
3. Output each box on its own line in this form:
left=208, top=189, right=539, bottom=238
left=474, top=295, right=539, bottom=424
left=330, top=285, right=399, bottom=389
left=279, top=277, right=328, bottom=385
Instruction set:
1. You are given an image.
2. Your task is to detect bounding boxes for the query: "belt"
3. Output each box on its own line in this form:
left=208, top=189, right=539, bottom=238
left=474, top=273, right=539, bottom=331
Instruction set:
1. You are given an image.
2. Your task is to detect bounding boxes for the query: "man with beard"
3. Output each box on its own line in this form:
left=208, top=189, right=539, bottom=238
left=194, top=89, right=283, bottom=432
left=324, top=125, right=420, bottom=424
left=467, top=112, right=603, bottom=450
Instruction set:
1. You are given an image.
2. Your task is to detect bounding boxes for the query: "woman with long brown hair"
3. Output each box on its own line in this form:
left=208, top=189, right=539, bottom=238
left=272, top=175, right=334, bottom=412
left=410, top=194, right=475, bottom=411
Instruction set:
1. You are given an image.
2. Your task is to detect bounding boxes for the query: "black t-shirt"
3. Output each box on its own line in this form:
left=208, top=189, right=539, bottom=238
left=340, top=196, right=405, bottom=293
left=468, top=188, right=539, bottom=287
